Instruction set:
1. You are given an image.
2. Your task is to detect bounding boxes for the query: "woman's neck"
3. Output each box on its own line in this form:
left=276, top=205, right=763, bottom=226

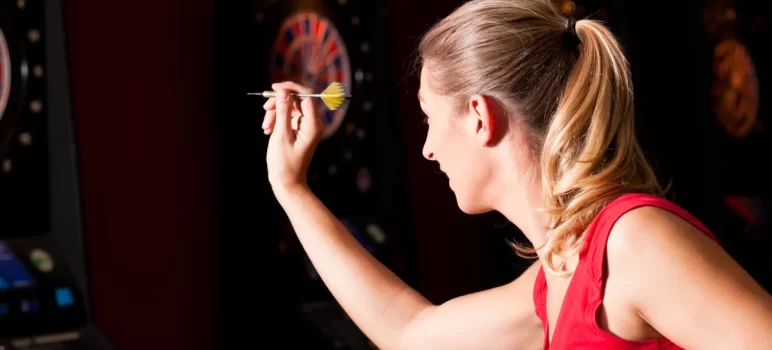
left=496, top=170, right=550, bottom=250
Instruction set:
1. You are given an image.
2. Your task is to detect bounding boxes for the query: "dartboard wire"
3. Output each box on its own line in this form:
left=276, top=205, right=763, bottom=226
left=285, top=39, right=326, bottom=78
left=308, top=46, right=319, bottom=75
left=300, top=41, right=307, bottom=67
left=291, top=51, right=301, bottom=75
left=290, top=41, right=321, bottom=85
left=299, top=14, right=308, bottom=60
left=304, top=42, right=315, bottom=74
left=312, top=33, right=341, bottom=74
left=318, top=59, right=345, bottom=79
left=295, top=13, right=309, bottom=76
left=303, top=13, right=317, bottom=66
left=308, top=39, right=326, bottom=76
left=309, top=42, right=329, bottom=74
left=302, top=40, right=316, bottom=70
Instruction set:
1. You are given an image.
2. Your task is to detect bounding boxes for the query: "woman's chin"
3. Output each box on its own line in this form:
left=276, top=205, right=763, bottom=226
left=454, top=194, right=491, bottom=215
left=458, top=202, right=491, bottom=215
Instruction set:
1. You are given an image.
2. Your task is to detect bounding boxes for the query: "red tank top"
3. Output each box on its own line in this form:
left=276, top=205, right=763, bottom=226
left=533, top=193, right=720, bottom=349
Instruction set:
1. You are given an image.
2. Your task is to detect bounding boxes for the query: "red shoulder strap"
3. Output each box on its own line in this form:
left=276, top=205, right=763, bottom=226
left=579, top=193, right=720, bottom=284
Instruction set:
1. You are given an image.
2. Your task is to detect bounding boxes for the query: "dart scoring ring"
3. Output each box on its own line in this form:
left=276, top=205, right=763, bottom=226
left=270, top=12, right=351, bottom=140
left=0, top=28, right=11, bottom=121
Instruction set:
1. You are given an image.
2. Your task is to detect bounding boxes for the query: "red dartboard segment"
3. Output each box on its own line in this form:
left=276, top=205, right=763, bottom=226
left=270, top=12, right=351, bottom=140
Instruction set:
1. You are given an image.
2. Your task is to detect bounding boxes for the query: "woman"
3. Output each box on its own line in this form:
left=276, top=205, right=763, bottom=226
left=261, top=0, right=772, bottom=348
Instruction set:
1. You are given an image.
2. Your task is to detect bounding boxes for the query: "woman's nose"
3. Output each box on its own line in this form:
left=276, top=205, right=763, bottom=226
left=422, top=144, right=434, bottom=161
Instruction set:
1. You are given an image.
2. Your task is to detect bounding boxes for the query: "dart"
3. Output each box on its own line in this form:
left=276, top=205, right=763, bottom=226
left=248, top=82, right=352, bottom=111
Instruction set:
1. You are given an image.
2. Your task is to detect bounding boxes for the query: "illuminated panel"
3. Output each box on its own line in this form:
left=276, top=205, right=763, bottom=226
left=0, top=241, right=35, bottom=289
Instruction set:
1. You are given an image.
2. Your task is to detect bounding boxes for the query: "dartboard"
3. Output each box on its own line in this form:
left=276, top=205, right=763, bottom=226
left=712, top=39, right=759, bottom=139
left=0, top=28, right=10, bottom=121
left=270, top=12, right=352, bottom=140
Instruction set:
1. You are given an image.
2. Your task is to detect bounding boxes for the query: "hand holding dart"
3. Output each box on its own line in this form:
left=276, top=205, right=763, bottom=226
left=249, top=82, right=351, bottom=111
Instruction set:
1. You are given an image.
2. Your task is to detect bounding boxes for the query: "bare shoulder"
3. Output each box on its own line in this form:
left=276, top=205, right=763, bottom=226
left=606, top=205, right=718, bottom=263
left=603, top=205, right=722, bottom=299
left=604, top=204, right=735, bottom=292
left=604, top=205, right=772, bottom=348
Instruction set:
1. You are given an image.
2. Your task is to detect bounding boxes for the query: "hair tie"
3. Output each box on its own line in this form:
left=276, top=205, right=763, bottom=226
left=562, top=17, right=580, bottom=51
left=566, top=18, right=577, bottom=36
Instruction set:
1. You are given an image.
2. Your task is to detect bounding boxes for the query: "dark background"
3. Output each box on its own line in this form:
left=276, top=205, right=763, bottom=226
left=64, top=0, right=221, bottom=349
left=49, top=0, right=772, bottom=349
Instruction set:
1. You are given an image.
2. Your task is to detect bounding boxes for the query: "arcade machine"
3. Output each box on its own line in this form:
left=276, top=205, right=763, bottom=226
left=228, top=1, right=418, bottom=348
left=0, top=1, right=111, bottom=348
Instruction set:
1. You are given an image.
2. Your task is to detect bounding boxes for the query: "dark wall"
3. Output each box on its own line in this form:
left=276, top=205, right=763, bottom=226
left=64, top=1, right=222, bottom=349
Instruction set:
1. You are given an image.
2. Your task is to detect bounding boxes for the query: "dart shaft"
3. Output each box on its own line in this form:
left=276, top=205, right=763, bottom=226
left=249, top=91, right=351, bottom=99
left=261, top=91, right=319, bottom=98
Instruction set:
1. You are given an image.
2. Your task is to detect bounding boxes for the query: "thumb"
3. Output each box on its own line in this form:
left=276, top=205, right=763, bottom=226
left=273, top=88, right=293, bottom=138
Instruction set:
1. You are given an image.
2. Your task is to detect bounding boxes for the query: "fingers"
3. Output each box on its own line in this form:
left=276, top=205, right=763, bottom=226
left=298, top=91, right=321, bottom=138
left=262, top=97, right=277, bottom=134
left=263, top=96, right=303, bottom=134
left=272, top=81, right=312, bottom=95
left=272, top=88, right=293, bottom=138
left=263, top=97, right=275, bottom=110
left=294, top=98, right=321, bottom=140
left=272, top=81, right=313, bottom=120
left=268, top=81, right=320, bottom=141
left=262, top=110, right=275, bottom=135
left=290, top=100, right=302, bottom=131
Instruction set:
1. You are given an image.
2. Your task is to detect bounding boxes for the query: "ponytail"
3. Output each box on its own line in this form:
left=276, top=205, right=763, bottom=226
left=536, top=19, right=662, bottom=277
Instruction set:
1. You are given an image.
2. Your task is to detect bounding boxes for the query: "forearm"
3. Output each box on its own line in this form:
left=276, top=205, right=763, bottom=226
left=275, top=186, right=432, bottom=348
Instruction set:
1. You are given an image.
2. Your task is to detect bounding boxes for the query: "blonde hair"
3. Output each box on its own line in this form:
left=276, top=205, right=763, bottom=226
left=417, top=0, right=663, bottom=276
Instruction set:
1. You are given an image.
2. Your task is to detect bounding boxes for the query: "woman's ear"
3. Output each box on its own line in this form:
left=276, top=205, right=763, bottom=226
left=467, top=94, right=505, bottom=147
